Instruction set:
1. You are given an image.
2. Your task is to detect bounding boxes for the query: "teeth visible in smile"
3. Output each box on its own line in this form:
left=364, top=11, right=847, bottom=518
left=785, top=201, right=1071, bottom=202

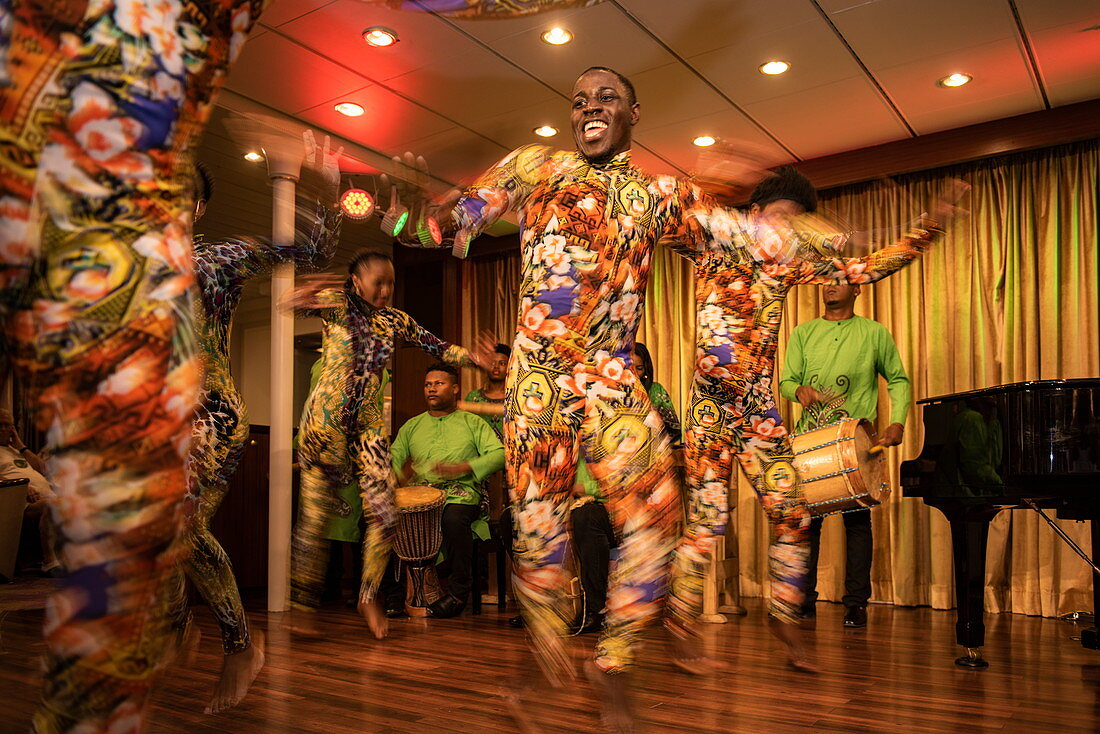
left=584, top=120, right=608, bottom=132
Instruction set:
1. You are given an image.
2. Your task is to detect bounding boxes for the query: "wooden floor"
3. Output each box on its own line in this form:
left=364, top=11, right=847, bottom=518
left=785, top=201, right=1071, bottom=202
left=2, top=595, right=1099, bottom=733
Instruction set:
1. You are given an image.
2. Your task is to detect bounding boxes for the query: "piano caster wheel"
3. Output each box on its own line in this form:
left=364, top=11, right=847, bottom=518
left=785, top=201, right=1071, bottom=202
left=954, top=647, right=989, bottom=668
left=1081, top=627, right=1100, bottom=650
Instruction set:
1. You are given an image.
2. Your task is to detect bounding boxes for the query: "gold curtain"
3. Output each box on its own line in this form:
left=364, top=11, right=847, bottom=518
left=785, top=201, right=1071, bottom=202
left=462, top=140, right=1099, bottom=616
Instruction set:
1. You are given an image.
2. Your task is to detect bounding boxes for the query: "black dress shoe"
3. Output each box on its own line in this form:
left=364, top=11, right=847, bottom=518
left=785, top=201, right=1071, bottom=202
left=428, top=594, right=466, bottom=619
left=385, top=599, right=408, bottom=618
left=570, top=613, right=604, bottom=635
left=843, top=605, right=867, bottom=628
left=508, top=615, right=525, bottom=628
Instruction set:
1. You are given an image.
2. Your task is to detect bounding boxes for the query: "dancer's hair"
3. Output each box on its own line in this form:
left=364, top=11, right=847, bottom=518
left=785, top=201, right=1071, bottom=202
left=579, top=66, right=637, bottom=105
left=493, top=344, right=512, bottom=358
left=425, top=362, right=459, bottom=380
left=193, top=161, right=215, bottom=204
left=348, top=249, right=393, bottom=275
left=633, top=341, right=655, bottom=390
left=749, top=165, right=818, bottom=214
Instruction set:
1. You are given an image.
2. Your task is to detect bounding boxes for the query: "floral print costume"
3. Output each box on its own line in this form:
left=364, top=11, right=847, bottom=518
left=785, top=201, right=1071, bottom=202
left=665, top=211, right=942, bottom=633
left=290, top=288, right=470, bottom=609
left=0, top=1, right=267, bottom=731
left=448, top=144, right=715, bottom=676
left=185, top=196, right=340, bottom=655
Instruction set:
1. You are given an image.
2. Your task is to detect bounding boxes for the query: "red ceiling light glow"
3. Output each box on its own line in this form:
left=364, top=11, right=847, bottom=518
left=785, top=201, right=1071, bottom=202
left=340, top=188, right=375, bottom=220
left=937, top=73, right=972, bottom=88
left=334, top=102, right=365, bottom=117
left=362, top=26, right=399, bottom=47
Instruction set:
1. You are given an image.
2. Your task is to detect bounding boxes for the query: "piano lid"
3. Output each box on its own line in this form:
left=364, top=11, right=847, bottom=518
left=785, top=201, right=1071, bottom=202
left=917, top=378, right=1100, bottom=406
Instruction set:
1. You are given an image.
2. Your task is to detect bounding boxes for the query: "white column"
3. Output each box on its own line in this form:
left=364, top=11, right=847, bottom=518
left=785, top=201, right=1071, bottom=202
left=265, top=151, right=302, bottom=612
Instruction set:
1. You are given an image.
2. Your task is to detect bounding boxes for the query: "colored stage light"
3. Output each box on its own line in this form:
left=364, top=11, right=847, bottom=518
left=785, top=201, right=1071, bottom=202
left=341, top=188, right=375, bottom=220
left=541, top=27, right=573, bottom=45
left=363, top=26, right=399, bottom=47
left=937, top=73, right=972, bottom=88
left=417, top=216, right=443, bottom=246
left=759, top=60, right=791, bottom=75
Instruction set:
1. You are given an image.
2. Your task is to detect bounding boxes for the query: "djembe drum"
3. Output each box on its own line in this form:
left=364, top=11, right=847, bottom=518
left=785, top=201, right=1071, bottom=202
left=393, top=485, right=447, bottom=616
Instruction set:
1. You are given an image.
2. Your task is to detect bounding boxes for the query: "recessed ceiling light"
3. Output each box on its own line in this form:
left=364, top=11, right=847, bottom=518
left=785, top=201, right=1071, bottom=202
left=759, top=60, right=791, bottom=75
left=693, top=136, right=716, bottom=148
left=362, top=26, right=399, bottom=47
left=533, top=125, right=558, bottom=137
left=541, top=27, right=573, bottom=45
left=243, top=151, right=263, bottom=162
left=334, top=102, right=365, bottom=117
left=937, top=72, right=972, bottom=88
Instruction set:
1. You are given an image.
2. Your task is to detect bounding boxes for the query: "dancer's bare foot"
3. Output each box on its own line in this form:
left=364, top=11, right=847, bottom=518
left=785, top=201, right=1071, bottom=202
left=358, top=598, right=389, bottom=639
left=583, top=660, right=635, bottom=734
left=205, top=629, right=266, bottom=715
left=281, top=605, right=324, bottom=638
left=667, top=624, right=728, bottom=675
left=498, top=685, right=545, bottom=734
left=767, top=615, right=818, bottom=673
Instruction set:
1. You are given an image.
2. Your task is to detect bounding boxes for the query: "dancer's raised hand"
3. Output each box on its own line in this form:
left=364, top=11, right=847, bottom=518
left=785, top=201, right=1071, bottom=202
left=280, top=273, right=345, bottom=312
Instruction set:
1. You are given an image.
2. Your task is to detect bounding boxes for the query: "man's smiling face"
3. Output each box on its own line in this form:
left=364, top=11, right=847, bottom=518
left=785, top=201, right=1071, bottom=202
left=570, top=68, right=639, bottom=164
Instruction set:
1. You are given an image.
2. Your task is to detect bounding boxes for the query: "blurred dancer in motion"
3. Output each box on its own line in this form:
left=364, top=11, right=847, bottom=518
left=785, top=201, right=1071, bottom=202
left=666, top=167, right=962, bottom=672
left=185, top=132, right=342, bottom=714
left=0, top=1, right=269, bottom=731
left=286, top=250, right=479, bottom=639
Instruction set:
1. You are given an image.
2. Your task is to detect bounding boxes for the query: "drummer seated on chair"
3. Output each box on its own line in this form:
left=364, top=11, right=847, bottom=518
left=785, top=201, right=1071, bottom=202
left=779, top=282, right=910, bottom=629
left=391, top=363, right=504, bottom=619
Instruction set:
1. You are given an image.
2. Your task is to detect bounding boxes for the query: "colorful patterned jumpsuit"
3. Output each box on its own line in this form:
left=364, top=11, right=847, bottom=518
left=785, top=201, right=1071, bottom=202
left=0, top=1, right=267, bottom=731
left=447, top=144, right=717, bottom=676
left=665, top=210, right=941, bottom=634
left=186, top=195, right=340, bottom=655
left=290, top=289, right=470, bottom=609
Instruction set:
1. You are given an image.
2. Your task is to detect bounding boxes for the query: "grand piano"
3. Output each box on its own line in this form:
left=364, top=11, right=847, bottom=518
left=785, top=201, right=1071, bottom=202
left=901, top=379, right=1099, bottom=667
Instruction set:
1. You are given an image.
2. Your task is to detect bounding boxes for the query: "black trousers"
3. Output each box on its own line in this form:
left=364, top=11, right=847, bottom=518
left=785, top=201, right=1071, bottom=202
left=439, top=503, right=480, bottom=603
left=570, top=501, right=618, bottom=616
left=803, top=508, right=873, bottom=610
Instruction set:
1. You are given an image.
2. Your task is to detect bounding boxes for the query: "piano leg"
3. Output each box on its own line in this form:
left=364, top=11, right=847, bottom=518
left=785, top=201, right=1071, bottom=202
left=939, top=504, right=1002, bottom=668
left=1082, top=516, right=1100, bottom=650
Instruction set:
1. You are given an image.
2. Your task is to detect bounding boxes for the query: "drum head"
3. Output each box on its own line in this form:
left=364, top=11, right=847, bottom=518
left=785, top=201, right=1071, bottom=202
left=395, top=485, right=445, bottom=512
left=852, top=419, right=890, bottom=502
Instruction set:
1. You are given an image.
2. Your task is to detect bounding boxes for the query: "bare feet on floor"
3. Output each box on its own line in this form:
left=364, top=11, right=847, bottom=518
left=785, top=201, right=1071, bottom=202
left=205, top=629, right=266, bottom=715
left=358, top=598, right=389, bottom=639
left=281, top=606, right=324, bottom=638
left=583, top=660, right=635, bottom=734
left=498, top=684, right=545, bottom=734
left=667, top=625, right=728, bottom=675
left=767, top=615, right=819, bottom=673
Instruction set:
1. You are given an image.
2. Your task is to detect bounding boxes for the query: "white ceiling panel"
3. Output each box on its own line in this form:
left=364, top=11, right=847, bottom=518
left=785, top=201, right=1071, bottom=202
left=384, top=44, right=559, bottom=128
left=822, top=0, right=1019, bottom=69
left=260, top=0, right=335, bottom=28
left=225, top=32, right=366, bottom=114
left=1027, top=23, right=1100, bottom=107
left=295, top=84, right=460, bottom=153
left=446, top=3, right=593, bottom=44
left=395, top=127, right=511, bottom=185
left=875, top=39, right=1044, bottom=134
left=620, top=0, right=820, bottom=59
left=629, top=63, right=735, bottom=131
left=690, top=19, right=869, bottom=107
left=486, top=1, right=675, bottom=94
left=637, top=109, right=790, bottom=173
left=743, top=76, right=910, bottom=159
left=1012, top=0, right=1100, bottom=33
left=463, top=97, right=572, bottom=151
left=276, top=0, right=483, bottom=83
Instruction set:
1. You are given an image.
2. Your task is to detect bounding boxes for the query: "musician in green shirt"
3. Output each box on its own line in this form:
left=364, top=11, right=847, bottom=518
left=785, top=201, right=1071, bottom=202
left=391, top=363, right=504, bottom=618
left=779, top=283, right=910, bottom=629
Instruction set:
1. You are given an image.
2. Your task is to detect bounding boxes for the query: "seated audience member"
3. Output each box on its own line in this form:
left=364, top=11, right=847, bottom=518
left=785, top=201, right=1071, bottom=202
left=391, top=363, right=504, bottom=618
left=0, top=409, right=61, bottom=577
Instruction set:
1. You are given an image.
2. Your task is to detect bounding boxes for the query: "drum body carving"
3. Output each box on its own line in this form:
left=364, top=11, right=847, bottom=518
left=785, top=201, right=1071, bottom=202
left=393, top=485, right=446, bottom=616
left=791, top=418, right=890, bottom=517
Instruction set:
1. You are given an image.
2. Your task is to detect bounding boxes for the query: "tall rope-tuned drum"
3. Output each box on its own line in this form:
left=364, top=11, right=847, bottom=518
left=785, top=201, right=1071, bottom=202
left=791, top=418, right=890, bottom=516
left=393, top=485, right=446, bottom=616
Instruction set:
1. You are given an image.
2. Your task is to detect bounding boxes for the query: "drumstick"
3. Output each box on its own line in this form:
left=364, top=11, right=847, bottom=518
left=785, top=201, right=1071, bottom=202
left=457, top=400, right=505, bottom=417
left=867, top=445, right=886, bottom=455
